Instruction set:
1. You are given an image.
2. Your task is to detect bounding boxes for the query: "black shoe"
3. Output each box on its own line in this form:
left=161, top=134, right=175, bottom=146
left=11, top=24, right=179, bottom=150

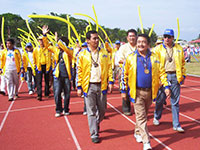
left=37, top=96, right=42, bottom=101
left=91, top=137, right=100, bottom=143
left=0, top=91, right=6, bottom=96
left=14, top=94, right=19, bottom=99
left=8, top=98, right=14, bottom=101
left=124, top=112, right=132, bottom=116
left=45, top=95, right=50, bottom=98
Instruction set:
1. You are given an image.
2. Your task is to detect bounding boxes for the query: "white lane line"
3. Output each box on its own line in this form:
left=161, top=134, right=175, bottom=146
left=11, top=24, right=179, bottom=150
left=113, top=83, right=200, bottom=124
left=108, top=94, right=200, bottom=125
left=187, top=74, right=200, bottom=78
left=181, top=89, right=200, bottom=93
left=0, top=101, right=83, bottom=114
left=186, top=79, right=200, bottom=84
left=181, top=95, right=200, bottom=103
left=0, top=81, right=23, bottom=132
left=164, top=107, right=200, bottom=124
left=64, top=116, right=81, bottom=150
left=0, top=101, right=14, bottom=132
left=107, top=102, right=172, bottom=150
left=182, top=85, right=200, bottom=91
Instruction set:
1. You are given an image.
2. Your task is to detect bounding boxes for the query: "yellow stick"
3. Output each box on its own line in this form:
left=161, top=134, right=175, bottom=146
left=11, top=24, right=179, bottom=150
left=88, top=19, right=92, bottom=30
left=28, top=14, right=81, bottom=46
left=1, top=17, right=6, bottom=49
left=138, top=6, right=144, bottom=34
left=19, top=34, right=29, bottom=43
left=25, top=19, right=39, bottom=46
left=175, top=18, right=180, bottom=43
left=74, top=13, right=113, bottom=48
left=86, top=25, right=90, bottom=33
left=92, top=5, right=99, bottom=32
left=148, top=24, right=155, bottom=37
left=66, top=15, right=75, bottom=45
left=67, top=15, right=72, bottom=42
left=17, top=28, right=35, bottom=44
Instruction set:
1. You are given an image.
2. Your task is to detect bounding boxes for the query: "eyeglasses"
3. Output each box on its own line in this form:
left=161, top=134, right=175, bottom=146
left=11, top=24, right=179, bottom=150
left=164, top=35, right=172, bottom=39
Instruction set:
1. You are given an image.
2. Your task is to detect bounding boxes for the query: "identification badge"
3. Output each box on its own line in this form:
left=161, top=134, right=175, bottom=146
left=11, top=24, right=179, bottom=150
left=144, top=69, right=149, bottom=74
left=168, top=57, right=172, bottom=62
left=93, top=62, right=99, bottom=68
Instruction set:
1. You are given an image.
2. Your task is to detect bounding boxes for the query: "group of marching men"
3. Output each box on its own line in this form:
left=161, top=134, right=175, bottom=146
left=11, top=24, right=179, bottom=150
left=0, top=25, right=186, bottom=150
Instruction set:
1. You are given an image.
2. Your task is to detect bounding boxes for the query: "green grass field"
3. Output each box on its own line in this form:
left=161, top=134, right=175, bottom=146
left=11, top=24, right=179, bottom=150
left=185, top=55, right=200, bottom=76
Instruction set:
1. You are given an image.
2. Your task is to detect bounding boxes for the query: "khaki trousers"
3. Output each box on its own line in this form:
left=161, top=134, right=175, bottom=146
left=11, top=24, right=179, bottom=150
left=134, top=89, right=152, bottom=144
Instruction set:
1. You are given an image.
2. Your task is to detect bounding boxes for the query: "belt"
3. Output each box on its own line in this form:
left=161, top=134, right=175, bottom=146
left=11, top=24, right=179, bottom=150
left=136, top=87, right=151, bottom=91
left=166, top=71, right=176, bottom=74
left=89, top=82, right=101, bottom=84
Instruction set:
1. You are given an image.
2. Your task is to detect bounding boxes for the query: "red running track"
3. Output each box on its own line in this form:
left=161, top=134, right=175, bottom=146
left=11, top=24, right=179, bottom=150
left=0, top=75, right=200, bottom=150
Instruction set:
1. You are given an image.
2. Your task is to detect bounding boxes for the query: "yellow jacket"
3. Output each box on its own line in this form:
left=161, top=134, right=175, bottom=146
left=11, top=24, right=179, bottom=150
left=22, top=51, right=36, bottom=76
left=153, top=43, right=186, bottom=84
left=76, top=47, right=114, bottom=96
left=105, top=41, right=118, bottom=69
left=121, top=50, right=169, bottom=103
left=43, top=37, right=73, bottom=80
left=0, top=48, right=22, bottom=74
left=72, top=47, right=80, bottom=68
left=33, top=46, right=52, bottom=73
left=0, top=50, right=3, bottom=66
left=22, top=52, right=28, bottom=72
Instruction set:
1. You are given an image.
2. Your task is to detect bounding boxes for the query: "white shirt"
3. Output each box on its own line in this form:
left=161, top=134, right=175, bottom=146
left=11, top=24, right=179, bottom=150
left=90, top=50, right=101, bottom=83
left=5, top=50, right=17, bottom=71
left=118, top=43, right=136, bottom=63
left=27, top=51, right=34, bottom=67
left=114, top=50, right=120, bottom=66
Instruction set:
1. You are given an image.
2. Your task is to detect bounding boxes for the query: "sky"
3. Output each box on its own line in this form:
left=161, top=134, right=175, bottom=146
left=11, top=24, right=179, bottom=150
left=0, top=0, right=199, bottom=41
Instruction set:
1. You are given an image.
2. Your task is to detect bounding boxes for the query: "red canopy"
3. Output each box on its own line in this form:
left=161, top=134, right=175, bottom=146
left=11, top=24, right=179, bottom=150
left=189, top=39, right=200, bottom=43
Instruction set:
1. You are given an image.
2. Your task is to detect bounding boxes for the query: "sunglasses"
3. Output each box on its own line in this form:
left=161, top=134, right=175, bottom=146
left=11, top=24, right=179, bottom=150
left=164, top=35, right=173, bottom=39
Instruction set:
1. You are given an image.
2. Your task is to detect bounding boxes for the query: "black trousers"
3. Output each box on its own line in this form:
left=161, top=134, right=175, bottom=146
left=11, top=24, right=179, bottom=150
left=36, top=65, right=50, bottom=97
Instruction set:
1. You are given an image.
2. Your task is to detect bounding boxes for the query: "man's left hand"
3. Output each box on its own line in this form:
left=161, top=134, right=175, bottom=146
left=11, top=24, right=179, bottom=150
left=165, top=88, right=171, bottom=100
left=108, top=84, right=113, bottom=93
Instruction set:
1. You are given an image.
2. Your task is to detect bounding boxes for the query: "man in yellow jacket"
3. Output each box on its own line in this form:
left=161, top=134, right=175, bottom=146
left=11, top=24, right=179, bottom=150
left=33, top=35, right=52, bottom=100
left=42, top=25, right=73, bottom=117
left=153, top=29, right=186, bottom=132
left=22, top=42, right=36, bottom=95
left=121, top=34, right=170, bottom=150
left=76, top=30, right=114, bottom=143
left=0, top=43, right=6, bottom=96
left=0, top=39, right=23, bottom=101
left=118, top=29, right=137, bottom=116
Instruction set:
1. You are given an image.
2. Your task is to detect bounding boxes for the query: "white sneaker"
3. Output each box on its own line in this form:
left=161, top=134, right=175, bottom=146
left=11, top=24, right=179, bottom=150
left=153, top=118, right=160, bottom=126
left=173, top=127, right=184, bottom=133
left=134, top=133, right=142, bottom=143
left=63, top=112, right=70, bottom=116
left=29, top=91, right=34, bottom=95
left=143, top=143, right=152, bottom=150
left=55, top=113, right=61, bottom=117
left=83, top=112, right=87, bottom=115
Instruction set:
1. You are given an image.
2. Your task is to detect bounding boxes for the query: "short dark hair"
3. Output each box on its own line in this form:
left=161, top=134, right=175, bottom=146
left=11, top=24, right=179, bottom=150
left=86, top=30, right=98, bottom=40
left=127, top=29, right=137, bottom=36
left=6, top=38, right=15, bottom=45
left=59, top=36, right=69, bottom=46
left=137, top=34, right=150, bottom=44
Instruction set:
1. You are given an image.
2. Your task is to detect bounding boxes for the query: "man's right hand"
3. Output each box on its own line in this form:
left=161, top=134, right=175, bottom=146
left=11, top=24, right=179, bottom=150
left=77, top=89, right=82, bottom=97
left=121, top=93, right=126, bottom=99
left=0, top=70, right=3, bottom=74
left=42, top=25, right=49, bottom=35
